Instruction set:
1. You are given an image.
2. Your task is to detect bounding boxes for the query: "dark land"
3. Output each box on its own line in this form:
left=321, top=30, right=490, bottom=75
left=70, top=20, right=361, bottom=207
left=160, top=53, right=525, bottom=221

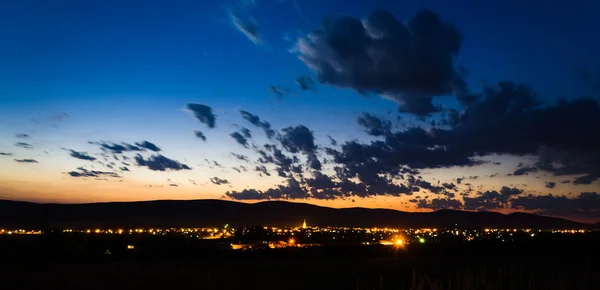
left=1, top=232, right=600, bottom=290
left=0, top=199, right=593, bottom=229
left=2, top=199, right=600, bottom=289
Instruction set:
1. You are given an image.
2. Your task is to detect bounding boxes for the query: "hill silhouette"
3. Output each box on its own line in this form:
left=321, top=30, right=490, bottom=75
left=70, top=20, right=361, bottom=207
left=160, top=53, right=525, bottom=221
left=0, top=199, right=589, bottom=229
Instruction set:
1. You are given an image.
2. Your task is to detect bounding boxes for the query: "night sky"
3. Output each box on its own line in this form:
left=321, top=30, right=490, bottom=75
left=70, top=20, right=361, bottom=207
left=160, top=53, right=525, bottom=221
left=1, top=0, right=600, bottom=222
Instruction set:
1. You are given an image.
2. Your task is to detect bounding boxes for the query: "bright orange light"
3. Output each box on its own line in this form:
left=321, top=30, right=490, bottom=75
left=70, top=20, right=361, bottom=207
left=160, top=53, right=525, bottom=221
left=395, top=239, right=403, bottom=245
left=288, top=238, right=295, bottom=245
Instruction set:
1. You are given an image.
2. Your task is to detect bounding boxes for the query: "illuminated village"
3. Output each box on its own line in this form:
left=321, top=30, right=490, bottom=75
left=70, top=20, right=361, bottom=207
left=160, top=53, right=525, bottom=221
left=0, top=219, right=593, bottom=251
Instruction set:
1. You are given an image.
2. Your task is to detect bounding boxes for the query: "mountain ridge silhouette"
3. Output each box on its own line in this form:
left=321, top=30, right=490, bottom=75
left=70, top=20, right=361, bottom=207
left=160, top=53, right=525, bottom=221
left=0, top=199, right=592, bottom=229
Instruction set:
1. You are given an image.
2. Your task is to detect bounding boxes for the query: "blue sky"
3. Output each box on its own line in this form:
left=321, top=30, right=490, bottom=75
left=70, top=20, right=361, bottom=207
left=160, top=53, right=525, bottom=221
left=1, top=0, right=600, bottom=221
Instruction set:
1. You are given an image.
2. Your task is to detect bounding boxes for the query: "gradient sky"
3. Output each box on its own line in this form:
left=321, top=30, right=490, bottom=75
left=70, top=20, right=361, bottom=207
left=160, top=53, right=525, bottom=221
left=1, top=0, right=600, bottom=222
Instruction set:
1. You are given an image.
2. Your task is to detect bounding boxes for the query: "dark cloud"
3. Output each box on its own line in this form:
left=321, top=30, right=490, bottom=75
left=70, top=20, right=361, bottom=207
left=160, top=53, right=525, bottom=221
left=296, top=75, right=315, bottom=91
left=408, top=177, right=446, bottom=194
left=227, top=171, right=411, bottom=200
left=135, top=141, right=161, bottom=152
left=327, top=135, right=337, bottom=146
left=119, top=166, right=130, bottom=171
left=278, top=125, right=322, bottom=172
left=513, top=166, right=538, bottom=176
left=254, top=165, right=271, bottom=176
left=258, top=145, right=297, bottom=176
left=463, top=186, right=524, bottom=210
left=357, top=113, right=391, bottom=136
left=210, top=177, right=230, bottom=185
left=280, top=125, right=316, bottom=154
left=194, top=130, right=207, bottom=141
left=417, top=198, right=463, bottom=210
left=134, top=154, right=191, bottom=171
left=442, top=183, right=457, bottom=191
left=230, top=132, right=249, bottom=147
left=227, top=178, right=309, bottom=200
left=240, top=127, right=252, bottom=139
left=68, top=150, right=96, bottom=161
left=326, top=128, right=477, bottom=188
left=239, top=110, right=276, bottom=139
left=0, top=152, right=13, bottom=156
left=169, top=184, right=178, bottom=187
left=14, top=159, right=38, bottom=163
left=294, top=9, right=463, bottom=116
left=231, top=153, right=249, bottom=162
left=545, top=182, right=556, bottom=189
left=187, top=103, right=216, bottom=128
left=326, top=80, right=600, bottom=192
left=68, top=167, right=120, bottom=178
left=15, top=133, right=29, bottom=138
left=511, top=192, right=600, bottom=219
left=225, top=188, right=267, bottom=200
left=15, top=142, right=33, bottom=149
left=89, top=141, right=142, bottom=154
left=573, top=174, right=600, bottom=185
left=307, top=153, right=322, bottom=171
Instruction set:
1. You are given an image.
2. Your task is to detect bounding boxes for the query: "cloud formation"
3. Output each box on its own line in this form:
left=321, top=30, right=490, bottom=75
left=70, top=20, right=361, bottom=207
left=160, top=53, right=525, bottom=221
left=15, top=142, right=33, bottom=149
left=512, top=192, right=600, bottom=219
left=230, top=14, right=260, bottom=44
left=240, top=127, right=252, bottom=139
left=463, top=186, right=524, bottom=210
left=187, top=103, right=216, bottom=128
left=230, top=132, right=249, bottom=147
left=296, top=75, right=315, bottom=91
left=294, top=9, right=463, bottom=115
left=68, top=167, right=120, bottom=178
left=239, top=110, right=276, bottom=138
left=0, top=152, right=13, bottom=156
left=513, top=166, right=538, bottom=176
left=210, top=177, right=230, bottom=185
left=324, top=81, right=600, bottom=190
left=194, top=130, right=207, bottom=141
left=14, top=159, right=38, bottom=163
left=231, top=153, right=249, bottom=162
left=280, top=125, right=316, bottom=154
left=90, top=141, right=142, bottom=154
left=416, top=198, right=463, bottom=210
left=134, top=154, right=191, bottom=171
left=254, top=165, right=271, bottom=176
left=68, top=150, right=96, bottom=161
left=135, top=141, right=161, bottom=152
left=15, top=134, right=29, bottom=138
left=357, top=113, right=391, bottom=136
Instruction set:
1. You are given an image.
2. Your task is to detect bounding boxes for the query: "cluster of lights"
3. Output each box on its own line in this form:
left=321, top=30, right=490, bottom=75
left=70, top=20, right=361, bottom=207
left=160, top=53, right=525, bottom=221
left=1, top=226, right=593, bottom=242
left=0, top=229, right=41, bottom=235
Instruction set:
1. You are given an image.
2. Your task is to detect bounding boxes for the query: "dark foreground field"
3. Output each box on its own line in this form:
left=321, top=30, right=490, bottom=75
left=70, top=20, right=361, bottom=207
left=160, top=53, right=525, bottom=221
left=1, top=234, right=599, bottom=290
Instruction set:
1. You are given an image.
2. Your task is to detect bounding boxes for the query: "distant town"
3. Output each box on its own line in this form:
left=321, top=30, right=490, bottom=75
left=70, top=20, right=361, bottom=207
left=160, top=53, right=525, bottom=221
left=0, top=219, right=593, bottom=251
